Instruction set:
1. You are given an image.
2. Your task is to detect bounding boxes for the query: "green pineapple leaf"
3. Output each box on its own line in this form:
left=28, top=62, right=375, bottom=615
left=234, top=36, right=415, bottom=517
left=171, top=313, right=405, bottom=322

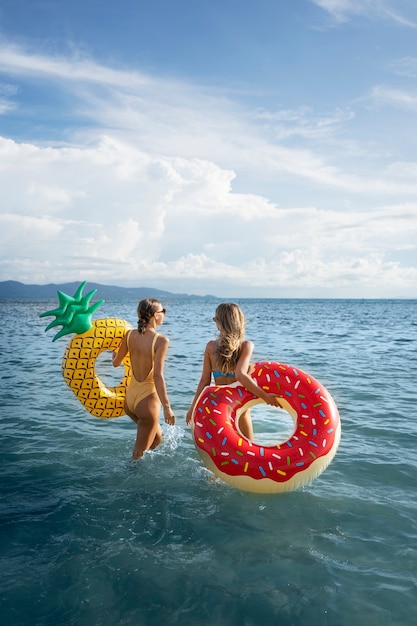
left=40, top=281, right=105, bottom=341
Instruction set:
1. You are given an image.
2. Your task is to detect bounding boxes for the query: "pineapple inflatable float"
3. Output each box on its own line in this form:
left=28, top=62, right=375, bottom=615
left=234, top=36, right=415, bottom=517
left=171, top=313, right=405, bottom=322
left=40, top=281, right=132, bottom=418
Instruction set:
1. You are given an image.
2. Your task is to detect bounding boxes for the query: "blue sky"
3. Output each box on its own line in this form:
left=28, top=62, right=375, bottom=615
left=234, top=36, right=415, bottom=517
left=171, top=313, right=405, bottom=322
left=0, top=0, right=416, bottom=297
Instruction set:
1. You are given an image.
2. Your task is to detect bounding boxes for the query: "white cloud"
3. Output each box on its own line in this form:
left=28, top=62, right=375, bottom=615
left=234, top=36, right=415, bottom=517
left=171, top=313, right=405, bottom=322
left=0, top=44, right=416, bottom=296
left=1, top=133, right=416, bottom=296
left=1, top=44, right=417, bottom=199
left=310, top=0, right=417, bottom=27
left=390, top=56, right=417, bottom=77
left=254, top=107, right=356, bottom=141
left=368, top=85, right=417, bottom=109
left=0, top=44, right=151, bottom=89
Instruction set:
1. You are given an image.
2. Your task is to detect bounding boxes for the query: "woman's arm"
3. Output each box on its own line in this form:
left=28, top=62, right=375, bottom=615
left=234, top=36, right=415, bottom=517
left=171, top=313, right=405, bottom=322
left=112, top=332, right=129, bottom=367
left=186, top=345, right=212, bottom=424
left=153, top=335, right=175, bottom=425
left=236, top=341, right=281, bottom=407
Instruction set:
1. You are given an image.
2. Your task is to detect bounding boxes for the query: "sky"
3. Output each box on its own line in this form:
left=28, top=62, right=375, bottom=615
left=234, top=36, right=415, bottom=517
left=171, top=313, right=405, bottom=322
left=0, top=0, right=417, bottom=298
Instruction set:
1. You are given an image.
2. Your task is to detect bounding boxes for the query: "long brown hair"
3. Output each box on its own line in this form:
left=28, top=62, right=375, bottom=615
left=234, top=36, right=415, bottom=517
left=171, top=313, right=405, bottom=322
left=215, top=303, right=246, bottom=373
left=136, top=298, right=161, bottom=334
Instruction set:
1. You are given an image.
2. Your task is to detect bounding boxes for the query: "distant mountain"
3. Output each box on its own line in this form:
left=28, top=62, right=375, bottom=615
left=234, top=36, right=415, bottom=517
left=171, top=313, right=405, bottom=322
left=0, top=280, right=193, bottom=300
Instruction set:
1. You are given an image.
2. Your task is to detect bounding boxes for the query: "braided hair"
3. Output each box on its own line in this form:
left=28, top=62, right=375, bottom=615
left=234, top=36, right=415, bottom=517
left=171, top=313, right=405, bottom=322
left=137, top=298, right=161, bottom=334
left=215, top=303, right=246, bottom=374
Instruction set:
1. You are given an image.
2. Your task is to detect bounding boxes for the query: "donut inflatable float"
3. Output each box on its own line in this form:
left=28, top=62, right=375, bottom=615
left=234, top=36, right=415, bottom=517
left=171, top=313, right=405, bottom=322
left=40, top=282, right=132, bottom=418
left=190, top=362, right=341, bottom=493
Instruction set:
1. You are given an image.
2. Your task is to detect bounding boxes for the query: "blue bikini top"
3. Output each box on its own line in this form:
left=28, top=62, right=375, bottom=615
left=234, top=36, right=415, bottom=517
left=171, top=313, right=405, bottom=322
left=212, top=370, right=235, bottom=378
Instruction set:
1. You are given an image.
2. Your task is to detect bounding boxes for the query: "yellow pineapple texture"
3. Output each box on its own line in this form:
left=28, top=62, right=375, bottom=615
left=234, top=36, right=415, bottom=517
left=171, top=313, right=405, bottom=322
left=62, top=318, right=132, bottom=418
left=40, top=282, right=132, bottom=419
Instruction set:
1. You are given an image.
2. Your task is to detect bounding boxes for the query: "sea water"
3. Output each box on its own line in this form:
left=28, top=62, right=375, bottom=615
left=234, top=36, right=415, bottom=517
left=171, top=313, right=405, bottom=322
left=0, top=297, right=416, bottom=626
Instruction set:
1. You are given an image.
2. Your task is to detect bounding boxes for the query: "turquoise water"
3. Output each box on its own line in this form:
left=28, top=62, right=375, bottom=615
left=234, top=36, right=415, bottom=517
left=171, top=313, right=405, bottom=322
left=1, top=297, right=416, bottom=626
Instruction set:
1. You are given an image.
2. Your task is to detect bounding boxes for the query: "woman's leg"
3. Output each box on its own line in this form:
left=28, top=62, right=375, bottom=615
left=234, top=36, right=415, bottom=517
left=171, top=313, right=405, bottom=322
left=124, top=401, right=138, bottom=424
left=131, top=394, right=163, bottom=460
left=238, top=409, right=254, bottom=441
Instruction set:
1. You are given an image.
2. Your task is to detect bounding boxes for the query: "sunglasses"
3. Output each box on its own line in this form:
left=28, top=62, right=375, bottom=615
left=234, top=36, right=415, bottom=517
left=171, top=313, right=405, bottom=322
left=155, top=308, right=166, bottom=315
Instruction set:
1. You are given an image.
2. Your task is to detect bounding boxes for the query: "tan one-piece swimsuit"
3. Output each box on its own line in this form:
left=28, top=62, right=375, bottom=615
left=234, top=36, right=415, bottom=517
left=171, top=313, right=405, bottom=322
left=125, top=332, right=159, bottom=412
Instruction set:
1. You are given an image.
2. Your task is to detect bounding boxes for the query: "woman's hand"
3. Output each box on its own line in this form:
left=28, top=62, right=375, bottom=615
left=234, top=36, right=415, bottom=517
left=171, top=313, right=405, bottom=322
left=186, top=409, right=194, bottom=425
left=163, top=406, right=175, bottom=426
left=263, top=393, right=283, bottom=407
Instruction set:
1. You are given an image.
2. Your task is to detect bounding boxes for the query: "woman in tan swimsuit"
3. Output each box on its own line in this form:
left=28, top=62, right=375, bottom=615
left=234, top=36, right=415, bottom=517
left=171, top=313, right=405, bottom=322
left=112, top=298, right=175, bottom=460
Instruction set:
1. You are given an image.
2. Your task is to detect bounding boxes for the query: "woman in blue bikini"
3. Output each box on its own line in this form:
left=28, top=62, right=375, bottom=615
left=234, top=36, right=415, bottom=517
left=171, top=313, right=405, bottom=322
left=186, top=303, right=280, bottom=440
